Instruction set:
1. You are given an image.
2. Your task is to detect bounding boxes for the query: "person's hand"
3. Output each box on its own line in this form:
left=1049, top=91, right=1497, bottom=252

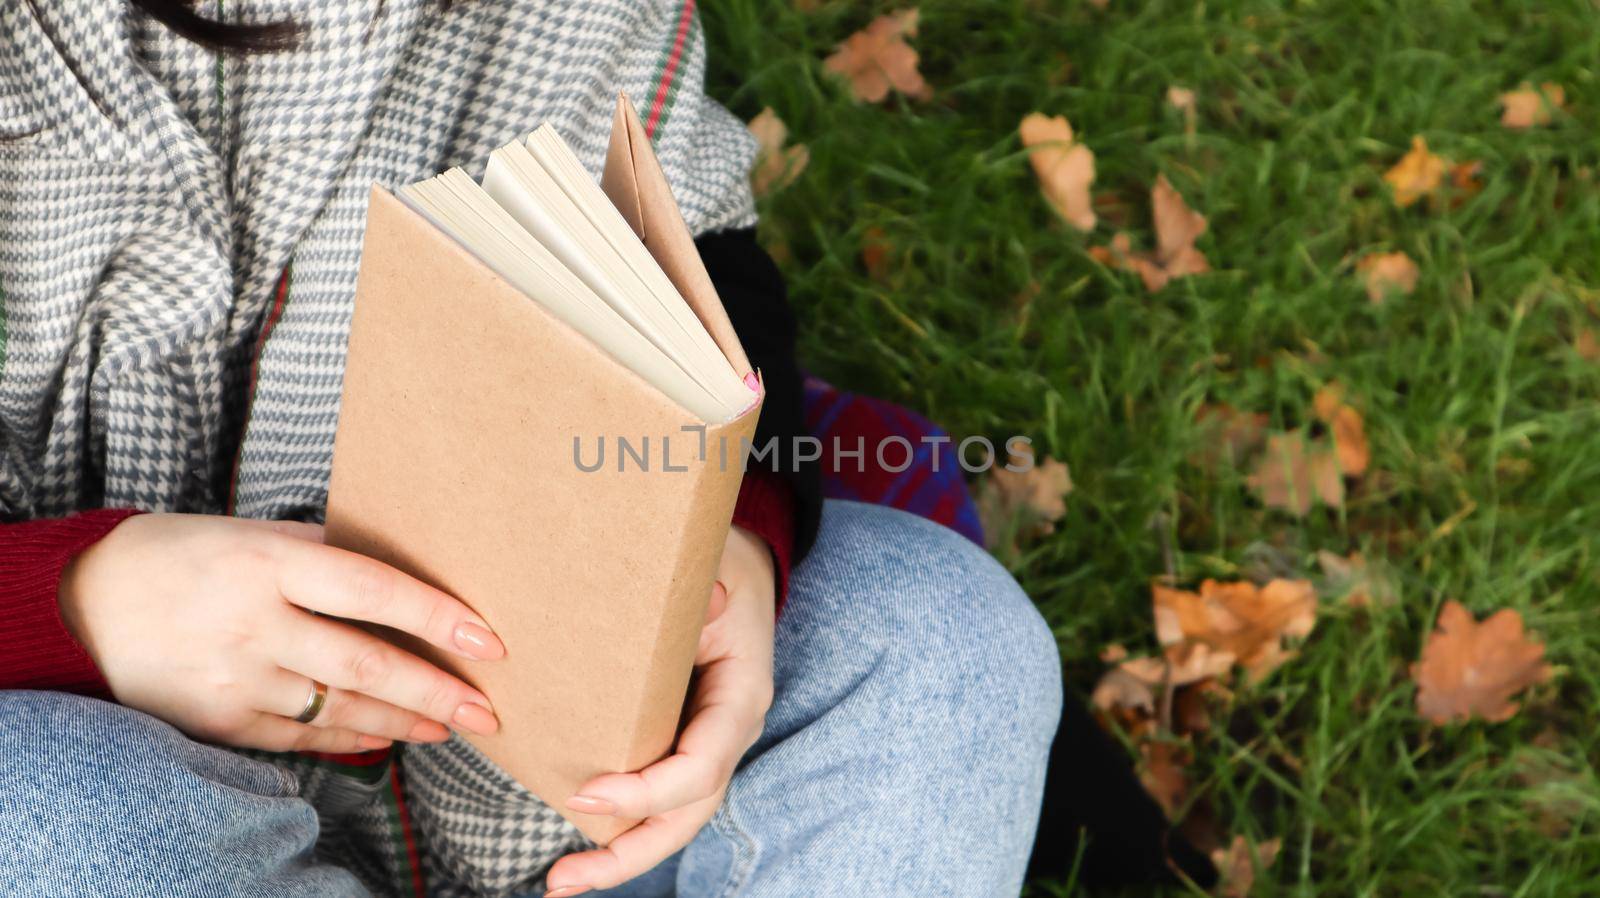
left=58, top=513, right=506, bottom=753
left=544, top=525, right=777, bottom=897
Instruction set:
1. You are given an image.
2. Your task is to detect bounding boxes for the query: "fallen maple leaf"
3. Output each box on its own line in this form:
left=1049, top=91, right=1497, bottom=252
left=1212, top=835, right=1282, bottom=898
left=977, top=455, right=1073, bottom=549
left=1356, top=251, right=1419, bottom=303
left=1312, top=384, right=1370, bottom=477
left=1247, top=430, right=1345, bottom=515
left=1412, top=600, right=1552, bottom=724
left=823, top=8, right=932, bottom=103
left=1384, top=136, right=1447, bottom=208
left=1019, top=113, right=1097, bottom=231
left=748, top=108, right=810, bottom=198
left=1500, top=82, right=1566, bottom=129
left=1153, top=579, right=1316, bottom=681
left=1092, top=176, right=1210, bottom=291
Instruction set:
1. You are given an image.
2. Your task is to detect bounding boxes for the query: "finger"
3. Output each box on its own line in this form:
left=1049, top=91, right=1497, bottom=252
left=703, top=580, right=729, bottom=627
left=237, top=714, right=392, bottom=754
left=260, top=670, right=450, bottom=744
left=567, top=663, right=760, bottom=819
left=545, top=794, right=722, bottom=894
left=275, top=613, right=500, bottom=736
left=272, top=536, right=505, bottom=663
left=258, top=520, right=326, bottom=544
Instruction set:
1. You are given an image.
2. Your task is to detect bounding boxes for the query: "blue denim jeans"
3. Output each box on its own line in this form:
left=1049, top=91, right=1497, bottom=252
left=0, top=501, right=1062, bottom=897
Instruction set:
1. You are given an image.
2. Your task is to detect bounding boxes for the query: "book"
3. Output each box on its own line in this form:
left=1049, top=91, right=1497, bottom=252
left=324, top=94, right=763, bottom=845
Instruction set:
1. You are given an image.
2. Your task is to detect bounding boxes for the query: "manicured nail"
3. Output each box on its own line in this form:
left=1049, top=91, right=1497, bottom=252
left=407, top=719, right=451, bottom=742
left=545, top=886, right=590, bottom=897
left=356, top=735, right=392, bottom=751
left=454, top=621, right=505, bottom=660
left=565, top=794, right=617, bottom=816
left=452, top=702, right=500, bottom=735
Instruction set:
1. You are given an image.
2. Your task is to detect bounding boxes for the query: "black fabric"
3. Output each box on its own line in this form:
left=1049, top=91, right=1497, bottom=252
left=694, top=228, right=822, bottom=561
left=1027, top=694, right=1219, bottom=890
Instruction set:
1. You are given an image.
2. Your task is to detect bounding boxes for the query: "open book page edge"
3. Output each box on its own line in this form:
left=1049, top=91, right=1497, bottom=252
left=381, top=183, right=748, bottom=426
left=601, top=93, right=755, bottom=379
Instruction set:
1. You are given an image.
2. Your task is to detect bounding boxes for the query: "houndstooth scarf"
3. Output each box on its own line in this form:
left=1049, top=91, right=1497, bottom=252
left=1, top=1, right=756, bottom=894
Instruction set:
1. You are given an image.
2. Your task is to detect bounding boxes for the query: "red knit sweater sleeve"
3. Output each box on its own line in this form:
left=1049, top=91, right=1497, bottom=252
left=0, top=509, right=143, bottom=694
left=729, top=469, right=796, bottom=616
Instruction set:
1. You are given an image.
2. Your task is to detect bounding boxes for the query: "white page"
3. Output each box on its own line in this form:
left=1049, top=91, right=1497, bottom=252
left=399, top=171, right=732, bottom=422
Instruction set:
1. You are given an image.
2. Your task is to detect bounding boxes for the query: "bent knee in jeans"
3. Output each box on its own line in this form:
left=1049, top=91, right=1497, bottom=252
left=0, top=690, right=363, bottom=897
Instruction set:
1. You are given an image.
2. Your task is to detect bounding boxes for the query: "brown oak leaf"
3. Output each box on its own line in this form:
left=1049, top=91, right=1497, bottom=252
left=823, top=8, right=932, bottom=103
left=1019, top=113, right=1097, bottom=231
left=1092, top=175, right=1210, bottom=292
left=1153, top=579, right=1317, bottom=681
left=1500, top=82, right=1566, bottom=130
left=977, top=455, right=1073, bottom=548
left=1384, top=136, right=1447, bottom=208
left=1212, top=835, right=1282, bottom=898
left=1312, top=384, right=1370, bottom=477
left=1356, top=251, right=1419, bottom=303
left=1246, top=431, right=1345, bottom=515
left=748, top=108, right=810, bottom=198
left=1139, top=741, right=1190, bottom=817
left=1412, top=600, right=1552, bottom=724
left=1192, top=403, right=1269, bottom=470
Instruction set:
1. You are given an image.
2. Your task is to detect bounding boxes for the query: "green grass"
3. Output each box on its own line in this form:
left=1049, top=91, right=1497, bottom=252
left=706, top=1, right=1600, bottom=894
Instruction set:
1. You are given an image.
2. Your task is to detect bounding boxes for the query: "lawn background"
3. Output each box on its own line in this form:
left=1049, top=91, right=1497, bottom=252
left=704, top=1, right=1600, bottom=894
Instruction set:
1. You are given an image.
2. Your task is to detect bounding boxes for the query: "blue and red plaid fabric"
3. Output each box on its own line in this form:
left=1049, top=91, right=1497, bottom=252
left=801, top=376, right=984, bottom=546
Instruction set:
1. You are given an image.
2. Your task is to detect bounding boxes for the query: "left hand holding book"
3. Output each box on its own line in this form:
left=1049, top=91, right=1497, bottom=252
left=58, top=513, right=507, bottom=752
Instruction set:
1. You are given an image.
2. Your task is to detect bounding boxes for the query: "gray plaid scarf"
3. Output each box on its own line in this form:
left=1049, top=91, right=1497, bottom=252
left=1, top=1, right=756, bottom=893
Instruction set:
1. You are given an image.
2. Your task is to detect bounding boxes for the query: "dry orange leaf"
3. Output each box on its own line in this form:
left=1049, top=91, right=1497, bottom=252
left=1212, top=835, right=1282, bottom=898
left=1152, top=579, right=1317, bottom=681
left=861, top=226, right=892, bottom=281
left=1384, top=135, right=1447, bottom=208
left=1356, top=251, right=1419, bottom=303
left=1192, top=403, right=1269, bottom=470
left=1576, top=327, right=1600, bottom=361
left=1019, top=113, right=1097, bottom=231
left=1092, top=176, right=1210, bottom=291
left=1091, top=667, right=1156, bottom=716
left=977, top=455, right=1073, bottom=548
left=1118, top=642, right=1238, bottom=688
left=1412, top=600, right=1552, bottom=724
left=748, top=108, right=810, bottom=198
left=1500, top=82, right=1566, bottom=129
left=823, top=8, right=932, bottom=103
left=1312, top=384, right=1370, bottom=477
left=1139, top=741, right=1190, bottom=817
left=1247, top=431, right=1345, bottom=516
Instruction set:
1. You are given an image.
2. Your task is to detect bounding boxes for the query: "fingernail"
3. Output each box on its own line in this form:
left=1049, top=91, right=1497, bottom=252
left=565, top=794, right=617, bottom=816
left=545, top=886, right=590, bottom=897
left=407, top=719, right=451, bottom=742
left=356, top=735, right=392, bottom=751
left=454, top=621, right=505, bottom=660
left=453, top=702, right=499, bottom=735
